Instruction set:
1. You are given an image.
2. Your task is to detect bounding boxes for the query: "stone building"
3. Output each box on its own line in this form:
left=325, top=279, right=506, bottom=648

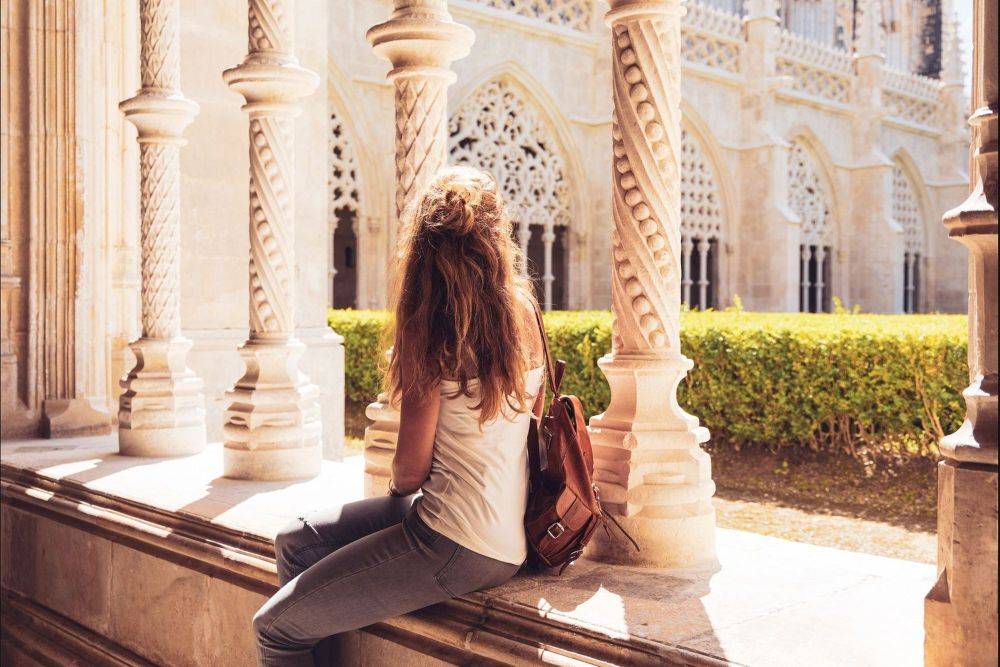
left=326, top=0, right=970, bottom=314
left=1, top=0, right=996, bottom=665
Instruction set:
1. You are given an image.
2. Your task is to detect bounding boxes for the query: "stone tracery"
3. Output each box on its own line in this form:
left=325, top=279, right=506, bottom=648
left=328, top=111, right=360, bottom=308
left=788, top=140, right=834, bottom=312
left=892, top=162, right=925, bottom=313
left=681, top=128, right=724, bottom=309
left=448, top=78, right=573, bottom=309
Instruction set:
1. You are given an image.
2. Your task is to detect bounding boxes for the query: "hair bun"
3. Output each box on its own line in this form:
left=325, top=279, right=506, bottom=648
left=437, top=180, right=482, bottom=237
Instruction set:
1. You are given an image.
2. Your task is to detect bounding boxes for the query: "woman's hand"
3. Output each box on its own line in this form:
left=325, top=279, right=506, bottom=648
left=390, top=380, right=442, bottom=495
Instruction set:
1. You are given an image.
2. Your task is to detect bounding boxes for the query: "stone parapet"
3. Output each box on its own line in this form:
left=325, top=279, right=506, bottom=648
left=0, top=436, right=936, bottom=666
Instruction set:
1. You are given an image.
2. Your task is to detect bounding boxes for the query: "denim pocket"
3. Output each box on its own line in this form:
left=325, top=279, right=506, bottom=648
left=435, top=548, right=519, bottom=598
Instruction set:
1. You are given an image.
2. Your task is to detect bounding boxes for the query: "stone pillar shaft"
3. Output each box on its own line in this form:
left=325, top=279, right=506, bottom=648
left=586, top=0, right=716, bottom=568
left=924, top=0, right=999, bottom=663
left=362, top=0, right=473, bottom=496
left=118, top=0, right=205, bottom=456
left=221, top=0, right=322, bottom=480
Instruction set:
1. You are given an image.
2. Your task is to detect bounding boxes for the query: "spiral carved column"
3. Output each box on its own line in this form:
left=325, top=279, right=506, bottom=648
left=221, top=0, right=321, bottom=480
left=118, top=0, right=206, bottom=456
left=362, top=0, right=473, bottom=496
left=586, top=0, right=716, bottom=568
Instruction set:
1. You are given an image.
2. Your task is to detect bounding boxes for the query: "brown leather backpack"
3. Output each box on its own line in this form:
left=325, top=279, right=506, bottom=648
left=523, top=305, right=638, bottom=572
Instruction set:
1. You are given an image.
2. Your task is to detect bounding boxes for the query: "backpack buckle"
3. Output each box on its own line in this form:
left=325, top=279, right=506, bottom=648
left=546, top=522, right=566, bottom=539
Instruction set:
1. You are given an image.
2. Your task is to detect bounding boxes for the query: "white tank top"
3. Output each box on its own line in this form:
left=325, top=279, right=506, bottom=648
left=416, top=366, right=544, bottom=565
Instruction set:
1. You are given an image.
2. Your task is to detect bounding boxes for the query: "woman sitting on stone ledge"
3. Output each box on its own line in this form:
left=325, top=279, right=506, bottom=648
left=252, top=166, right=546, bottom=666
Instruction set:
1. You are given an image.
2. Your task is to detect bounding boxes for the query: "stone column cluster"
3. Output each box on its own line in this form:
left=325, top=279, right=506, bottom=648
left=221, top=0, right=322, bottom=480
left=586, top=0, right=716, bottom=568
left=362, top=0, right=473, bottom=496
left=118, top=0, right=206, bottom=456
left=924, top=0, right=999, bottom=662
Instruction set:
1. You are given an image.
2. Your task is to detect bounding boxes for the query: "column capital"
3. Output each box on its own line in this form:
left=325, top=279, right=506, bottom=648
left=367, top=1, right=474, bottom=84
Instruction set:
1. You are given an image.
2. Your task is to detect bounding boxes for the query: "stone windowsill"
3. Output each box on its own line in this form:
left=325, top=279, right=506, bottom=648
left=1, top=435, right=934, bottom=666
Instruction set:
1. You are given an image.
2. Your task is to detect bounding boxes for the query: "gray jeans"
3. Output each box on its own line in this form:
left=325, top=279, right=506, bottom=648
left=253, top=494, right=521, bottom=666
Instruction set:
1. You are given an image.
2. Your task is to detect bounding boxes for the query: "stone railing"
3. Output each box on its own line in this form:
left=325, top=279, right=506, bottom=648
left=881, top=66, right=943, bottom=128
left=775, top=27, right=853, bottom=104
left=682, top=0, right=744, bottom=74
left=467, top=0, right=593, bottom=32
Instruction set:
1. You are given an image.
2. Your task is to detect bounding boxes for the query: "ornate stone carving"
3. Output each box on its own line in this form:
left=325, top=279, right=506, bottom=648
left=472, top=0, right=593, bottom=32
left=363, top=1, right=473, bottom=495
left=221, top=0, right=322, bottom=480
left=118, top=0, right=205, bottom=456
left=449, top=78, right=572, bottom=308
left=587, top=0, right=716, bottom=568
left=787, top=140, right=833, bottom=247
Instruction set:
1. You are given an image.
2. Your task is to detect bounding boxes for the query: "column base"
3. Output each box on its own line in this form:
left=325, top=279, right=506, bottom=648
left=924, top=460, right=999, bottom=667
left=222, top=337, right=323, bottom=481
left=588, top=510, right=717, bottom=569
left=587, top=352, right=717, bottom=568
left=41, top=399, right=111, bottom=439
left=118, top=337, right=207, bottom=457
left=363, top=394, right=399, bottom=497
left=222, top=443, right=323, bottom=481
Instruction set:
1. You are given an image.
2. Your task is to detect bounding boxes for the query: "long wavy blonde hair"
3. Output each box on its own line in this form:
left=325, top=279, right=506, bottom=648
left=384, top=166, right=537, bottom=423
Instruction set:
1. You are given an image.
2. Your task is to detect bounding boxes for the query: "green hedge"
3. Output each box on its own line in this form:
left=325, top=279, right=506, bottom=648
left=329, top=308, right=967, bottom=460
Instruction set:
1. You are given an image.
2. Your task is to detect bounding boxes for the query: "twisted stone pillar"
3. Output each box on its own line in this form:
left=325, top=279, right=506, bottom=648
left=362, top=1, right=473, bottom=496
left=221, top=0, right=321, bottom=480
left=118, top=0, right=205, bottom=456
left=924, top=0, right=999, bottom=662
left=586, top=0, right=715, bottom=568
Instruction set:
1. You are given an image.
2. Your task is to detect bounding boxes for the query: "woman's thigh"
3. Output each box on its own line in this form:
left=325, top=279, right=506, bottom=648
left=274, top=494, right=417, bottom=583
left=256, top=514, right=451, bottom=648
left=256, top=511, right=520, bottom=649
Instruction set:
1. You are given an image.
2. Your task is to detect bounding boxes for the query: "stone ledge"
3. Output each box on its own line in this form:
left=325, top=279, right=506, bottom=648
left=1, top=437, right=935, bottom=666
left=0, top=439, right=720, bottom=666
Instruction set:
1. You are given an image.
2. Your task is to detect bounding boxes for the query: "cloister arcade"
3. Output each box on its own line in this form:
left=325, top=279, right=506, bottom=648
left=319, top=0, right=968, bottom=316
left=0, top=0, right=995, bottom=665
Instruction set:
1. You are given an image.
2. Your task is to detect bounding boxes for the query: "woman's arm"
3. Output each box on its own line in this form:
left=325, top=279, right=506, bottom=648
left=390, top=383, right=442, bottom=495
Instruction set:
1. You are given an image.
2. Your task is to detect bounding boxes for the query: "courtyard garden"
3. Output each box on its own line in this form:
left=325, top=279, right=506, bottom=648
left=330, top=306, right=968, bottom=563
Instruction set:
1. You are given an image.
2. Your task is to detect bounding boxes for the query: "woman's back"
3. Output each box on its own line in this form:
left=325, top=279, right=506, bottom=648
left=416, top=365, right=544, bottom=564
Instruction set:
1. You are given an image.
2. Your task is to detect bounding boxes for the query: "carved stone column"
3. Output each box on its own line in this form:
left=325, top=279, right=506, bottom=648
left=221, top=0, right=322, bottom=480
left=118, top=0, right=205, bottom=456
left=924, top=0, right=999, bottom=662
left=362, top=0, right=473, bottom=496
left=586, top=0, right=715, bottom=568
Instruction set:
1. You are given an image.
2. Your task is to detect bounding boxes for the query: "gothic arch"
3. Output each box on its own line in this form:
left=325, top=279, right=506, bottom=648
left=326, top=62, right=387, bottom=309
left=786, top=131, right=840, bottom=312
left=679, top=104, right=733, bottom=309
left=448, top=68, right=584, bottom=309
left=890, top=148, right=935, bottom=256
left=891, top=150, right=931, bottom=312
left=450, top=63, right=586, bottom=226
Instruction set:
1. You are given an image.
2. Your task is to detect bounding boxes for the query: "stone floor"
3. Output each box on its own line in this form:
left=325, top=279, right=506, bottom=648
left=0, top=435, right=934, bottom=666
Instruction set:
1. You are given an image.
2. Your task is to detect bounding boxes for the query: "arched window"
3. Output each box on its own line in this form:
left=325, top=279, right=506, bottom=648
left=788, top=141, right=834, bottom=313
left=680, top=129, right=725, bottom=310
left=449, top=79, right=573, bottom=310
left=329, top=111, right=360, bottom=309
left=893, top=163, right=925, bottom=313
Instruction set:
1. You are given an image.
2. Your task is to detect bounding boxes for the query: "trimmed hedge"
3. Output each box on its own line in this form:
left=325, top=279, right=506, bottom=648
left=329, top=308, right=967, bottom=460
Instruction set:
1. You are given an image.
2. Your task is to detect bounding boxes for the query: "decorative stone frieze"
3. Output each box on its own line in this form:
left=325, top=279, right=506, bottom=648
left=924, top=0, right=999, bottom=662
left=221, top=0, right=322, bottom=480
left=586, top=0, right=717, bottom=568
left=363, top=0, right=474, bottom=495
left=118, top=0, right=206, bottom=457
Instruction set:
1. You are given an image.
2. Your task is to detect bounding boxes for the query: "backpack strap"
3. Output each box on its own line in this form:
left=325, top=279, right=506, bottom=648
left=530, top=301, right=564, bottom=397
